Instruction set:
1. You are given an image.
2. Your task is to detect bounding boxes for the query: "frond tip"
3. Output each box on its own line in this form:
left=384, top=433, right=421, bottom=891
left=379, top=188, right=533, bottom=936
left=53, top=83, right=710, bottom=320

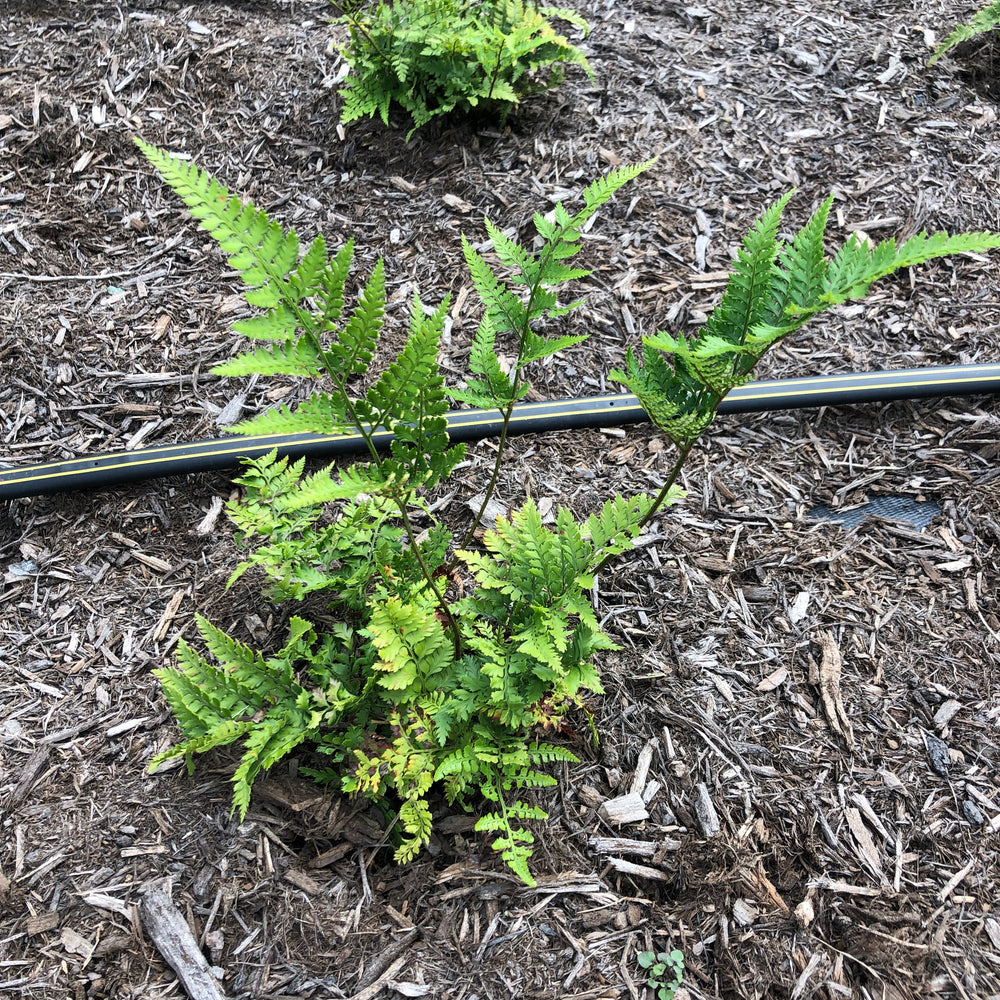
left=616, top=190, right=1000, bottom=447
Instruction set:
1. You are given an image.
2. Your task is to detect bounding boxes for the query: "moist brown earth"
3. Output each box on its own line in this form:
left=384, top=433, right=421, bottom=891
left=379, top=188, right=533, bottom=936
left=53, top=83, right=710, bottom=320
left=2, top=2, right=1000, bottom=998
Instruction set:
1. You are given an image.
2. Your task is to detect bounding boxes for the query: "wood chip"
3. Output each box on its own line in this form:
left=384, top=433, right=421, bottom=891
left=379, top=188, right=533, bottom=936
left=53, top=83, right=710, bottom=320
left=598, top=793, right=649, bottom=826
left=284, top=869, right=321, bottom=895
left=628, top=740, right=656, bottom=796
left=587, top=836, right=680, bottom=856
left=603, top=857, right=672, bottom=881
left=692, top=783, right=721, bottom=837
left=814, top=632, right=854, bottom=747
left=139, top=880, right=225, bottom=999
left=26, top=910, right=61, bottom=936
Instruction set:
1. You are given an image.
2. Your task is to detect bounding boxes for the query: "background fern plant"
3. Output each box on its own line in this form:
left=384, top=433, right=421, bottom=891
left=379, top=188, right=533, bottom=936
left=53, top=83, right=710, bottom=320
left=332, top=0, right=592, bottom=138
left=137, top=138, right=1000, bottom=883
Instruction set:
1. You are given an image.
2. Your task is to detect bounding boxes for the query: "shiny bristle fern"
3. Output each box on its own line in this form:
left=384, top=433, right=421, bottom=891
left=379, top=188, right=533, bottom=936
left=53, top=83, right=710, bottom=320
left=138, top=138, right=1000, bottom=884
left=333, top=0, right=593, bottom=139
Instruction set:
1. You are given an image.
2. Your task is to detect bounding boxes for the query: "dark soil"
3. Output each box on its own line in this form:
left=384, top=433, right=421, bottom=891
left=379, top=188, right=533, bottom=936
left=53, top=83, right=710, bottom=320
left=2, top=2, right=1000, bottom=999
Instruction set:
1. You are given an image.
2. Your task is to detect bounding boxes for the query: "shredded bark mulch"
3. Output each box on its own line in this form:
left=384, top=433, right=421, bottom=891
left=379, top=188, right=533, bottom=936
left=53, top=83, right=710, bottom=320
left=2, top=2, right=999, bottom=998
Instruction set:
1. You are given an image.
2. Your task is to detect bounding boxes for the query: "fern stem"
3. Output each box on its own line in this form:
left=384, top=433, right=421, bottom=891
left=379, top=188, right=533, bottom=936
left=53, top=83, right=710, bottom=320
left=593, top=437, right=696, bottom=576
left=450, top=215, right=583, bottom=565
left=395, top=498, right=464, bottom=655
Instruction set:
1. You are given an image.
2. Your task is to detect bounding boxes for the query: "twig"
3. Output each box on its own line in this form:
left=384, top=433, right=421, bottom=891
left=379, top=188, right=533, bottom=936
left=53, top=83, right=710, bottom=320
left=139, top=880, right=224, bottom=1000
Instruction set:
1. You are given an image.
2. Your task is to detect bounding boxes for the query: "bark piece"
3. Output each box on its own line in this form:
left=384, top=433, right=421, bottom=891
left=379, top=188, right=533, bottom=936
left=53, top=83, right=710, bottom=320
left=815, top=632, right=854, bottom=747
left=139, top=880, right=224, bottom=1000
left=598, top=792, right=649, bottom=826
left=693, top=783, right=720, bottom=837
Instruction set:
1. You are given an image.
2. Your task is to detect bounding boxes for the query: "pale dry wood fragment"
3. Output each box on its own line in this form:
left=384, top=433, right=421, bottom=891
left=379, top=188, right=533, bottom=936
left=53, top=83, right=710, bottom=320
left=604, top=857, right=671, bottom=881
left=307, top=843, right=352, bottom=868
left=195, top=496, right=225, bottom=536
left=152, top=587, right=186, bottom=641
left=139, top=880, right=224, bottom=999
left=598, top=792, right=649, bottom=826
left=587, top=836, right=680, bottom=856
left=844, top=807, right=886, bottom=885
left=788, top=590, right=811, bottom=623
left=851, top=792, right=893, bottom=843
left=756, top=666, right=788, bottom=692
left=984, top=917, right=1000, bottom=950
left=692, top=783, right=720, bottom=837
left=933, top=698, right=962, bottom=730
left=26, top=910, right=61, bottom=936
left=938, top=858, right=975, bottom=902
left=82, top=892, right=133, bottom=919
left=106, top=717, right=149, bottom=738
left=60, top=927, right=94, bottom=961
left=752, top=867, right=791, bottom=917
left=628, top=740, right=656, bottom=796
left=815, top=632, right=854, bottom=747
left=352, top=927, right=420, bottom=993
left=131, top=551, right=173, bottom=573
left=807, top=875, right=882, bottom=896
left=731, top=898, right=758, bottom=926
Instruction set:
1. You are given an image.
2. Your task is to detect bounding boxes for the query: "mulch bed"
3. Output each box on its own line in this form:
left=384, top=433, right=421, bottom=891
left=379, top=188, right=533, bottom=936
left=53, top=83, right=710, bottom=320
left=2, top=2, right=1000, bottom=998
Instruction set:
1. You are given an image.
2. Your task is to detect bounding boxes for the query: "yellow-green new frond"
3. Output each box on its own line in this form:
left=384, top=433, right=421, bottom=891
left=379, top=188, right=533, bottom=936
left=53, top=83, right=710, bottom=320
left=365, top=596, right=454, bottom=696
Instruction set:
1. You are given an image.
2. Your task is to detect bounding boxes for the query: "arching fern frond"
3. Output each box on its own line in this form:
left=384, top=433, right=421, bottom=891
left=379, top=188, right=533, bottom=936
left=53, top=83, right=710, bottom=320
left=614, top=191, right=1000, bottom=448
left=136, top=140, right=303, bottom=310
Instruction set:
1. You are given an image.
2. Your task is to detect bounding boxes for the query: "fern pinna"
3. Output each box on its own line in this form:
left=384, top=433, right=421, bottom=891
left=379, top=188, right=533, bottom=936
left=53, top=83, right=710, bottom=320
left=139, top=139, right=1000, bottom=884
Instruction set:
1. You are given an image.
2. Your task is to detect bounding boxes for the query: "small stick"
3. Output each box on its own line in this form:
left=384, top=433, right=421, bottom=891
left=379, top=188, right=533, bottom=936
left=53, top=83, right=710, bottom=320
left=139, top=880, right=224, bottom=1000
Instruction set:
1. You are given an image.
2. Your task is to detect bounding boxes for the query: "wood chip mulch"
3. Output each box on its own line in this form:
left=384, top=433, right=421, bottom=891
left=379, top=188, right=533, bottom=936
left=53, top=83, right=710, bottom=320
left=2, top=2, right=999, bottom=998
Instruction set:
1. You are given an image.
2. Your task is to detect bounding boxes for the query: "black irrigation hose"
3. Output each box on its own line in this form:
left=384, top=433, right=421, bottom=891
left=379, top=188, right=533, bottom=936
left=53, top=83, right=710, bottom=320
left=2, top=363, right=999, bottom=500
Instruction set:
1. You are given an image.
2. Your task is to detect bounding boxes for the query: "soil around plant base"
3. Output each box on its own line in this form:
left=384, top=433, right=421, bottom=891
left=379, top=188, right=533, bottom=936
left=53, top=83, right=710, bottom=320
left=2, top=2, right=1000, bottom=998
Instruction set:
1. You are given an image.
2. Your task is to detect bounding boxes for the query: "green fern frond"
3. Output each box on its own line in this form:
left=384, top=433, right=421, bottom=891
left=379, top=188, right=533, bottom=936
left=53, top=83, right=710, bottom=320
left=365, top=596, right=454, bottom=697
left=820, top=228, right=1000, bottom=306
left=213, top=335, right=324, bottom=378
left=462, top=234, right=527, bottom=338
left=616, top=191, right=1000, bottom=448
left=574, top=159, right=657, bottom=226
left=378, top=295, right=466, bottom=488
left=136, top=141, right=302, bottom=310
left=225, top=390, right=353, bottom=438
left=329, top=257, right=385, bottom=378
left=930, top=1, right=1000, bottom=64
left=395, top=798, right=434, bottom=862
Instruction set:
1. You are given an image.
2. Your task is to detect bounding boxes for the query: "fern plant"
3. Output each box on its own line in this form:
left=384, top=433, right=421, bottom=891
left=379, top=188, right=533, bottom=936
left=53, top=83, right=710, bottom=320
left=137, top=137, right=1000, bottom=883
left=930, top=1, right=1000, bottom=64
left=333, top=0, right=592, bottom=138
left=140, top=139, right=654, bottom=882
